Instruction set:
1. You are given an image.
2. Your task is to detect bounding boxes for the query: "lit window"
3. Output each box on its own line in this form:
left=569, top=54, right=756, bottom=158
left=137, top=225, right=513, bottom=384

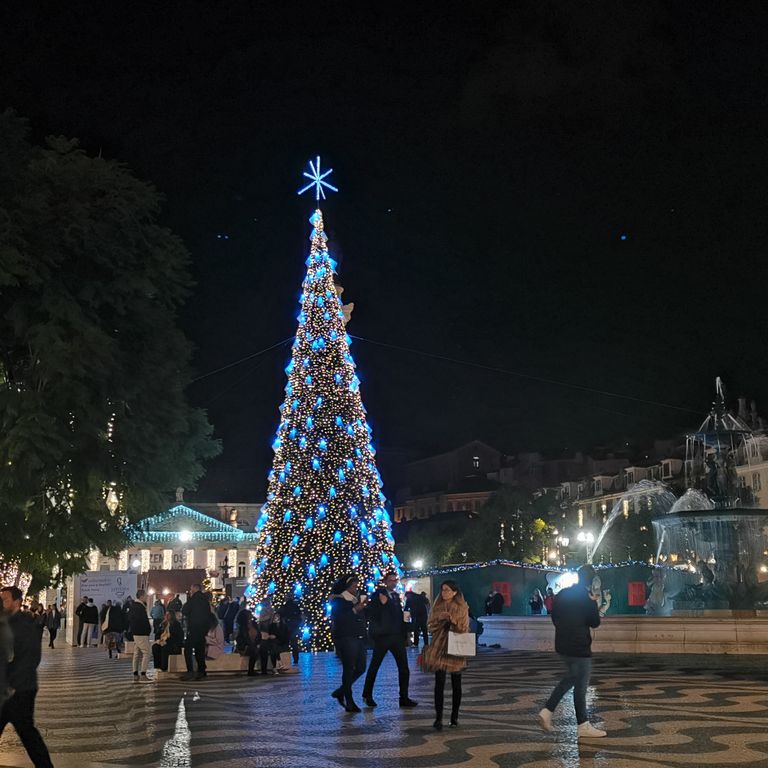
left=472, top=456, right=480, bottom=469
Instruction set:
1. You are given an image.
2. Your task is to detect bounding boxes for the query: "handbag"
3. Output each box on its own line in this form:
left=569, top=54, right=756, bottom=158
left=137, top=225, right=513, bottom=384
left=447, top=630, right=476, bottom=657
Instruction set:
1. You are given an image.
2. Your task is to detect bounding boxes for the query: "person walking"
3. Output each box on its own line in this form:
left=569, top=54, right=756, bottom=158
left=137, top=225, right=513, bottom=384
left=81, top=598, right=99, bottom=647
left=0, top=586, right=54, bottom=768
left=152, top=611, right=184, bottom=671
left=422, top=580, right=471, bottom=730
left=98, top=601, right=112, bottom=646
left=74, top=596, right=88, bottom=647
left=181, top=584, right=210, bottom=680
left=44, top=605, right=60, bottom=649
left=103, top=600, right=125, bottom=659
left=128, top=589, right=152, bottom=682
left=543, top=587, right=555, bottom=615
left=529, top=589, right=544, bottom=615
left=277, top=597, right=302, bottom=665
left=329, top=575, right=368, bottom=712
left=150, top=598, right=165, bottom=639
left=362, top=572, right=418, bottom=709
left=538, top=564, right=607, bottom=739
left=223, top=597, right=239, bottom=643
left=405, top=590, right=429, bottom=650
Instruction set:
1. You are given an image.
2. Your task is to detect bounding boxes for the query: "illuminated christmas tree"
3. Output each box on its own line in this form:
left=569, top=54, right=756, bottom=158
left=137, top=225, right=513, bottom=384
left=248, top=158, right=399, bottom=650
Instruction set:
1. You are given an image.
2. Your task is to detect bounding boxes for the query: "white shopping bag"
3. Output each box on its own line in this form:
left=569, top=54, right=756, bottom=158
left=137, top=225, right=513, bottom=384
left=447, top=631, right=476, bottom=657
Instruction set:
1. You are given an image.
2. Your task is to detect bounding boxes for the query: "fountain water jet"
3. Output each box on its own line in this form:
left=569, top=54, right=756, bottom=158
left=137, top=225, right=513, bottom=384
left=589, top=479, right=676, bottom=564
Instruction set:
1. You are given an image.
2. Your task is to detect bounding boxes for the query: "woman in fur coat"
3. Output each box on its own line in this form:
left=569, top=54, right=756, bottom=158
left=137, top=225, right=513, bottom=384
left=422, top=580, right=470, bottom=729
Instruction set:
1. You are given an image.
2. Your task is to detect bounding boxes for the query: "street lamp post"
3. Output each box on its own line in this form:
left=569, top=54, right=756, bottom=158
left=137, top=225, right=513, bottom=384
left=577, top=531, right=595, bottom=564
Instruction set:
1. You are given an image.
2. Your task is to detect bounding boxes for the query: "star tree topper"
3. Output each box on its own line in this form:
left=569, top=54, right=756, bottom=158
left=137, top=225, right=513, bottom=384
left=297, top=155, right=339, bottom=201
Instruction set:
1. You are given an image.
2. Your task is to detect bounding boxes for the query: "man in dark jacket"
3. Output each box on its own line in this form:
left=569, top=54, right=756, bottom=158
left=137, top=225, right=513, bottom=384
left=0, top=586, right=54, bottom=768
left=405, top=591, right=429, bottom=649
left=223, top=598, right=239, bottom=643
left=74, top=596, right=88, bottom=647
left=81, top=598, right=99, bottom=647
left=538, top=565, right=606, bottom=739
left=278, top=597, right=302, bottom=664
left=329, top=575, right=368, bottom=712
left=128, top=590, right=152, bottom=681
left=181, top=584, right=210, bottom=680
left=361, top=573, right=417, bottom=709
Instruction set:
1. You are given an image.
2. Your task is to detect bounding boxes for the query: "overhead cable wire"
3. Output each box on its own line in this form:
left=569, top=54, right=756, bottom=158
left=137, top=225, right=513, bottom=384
left=190, top=332, right=700, bottom=415
left=348, top=334, right=701, bottom=415
left=190, top=336, right=294, bottom=383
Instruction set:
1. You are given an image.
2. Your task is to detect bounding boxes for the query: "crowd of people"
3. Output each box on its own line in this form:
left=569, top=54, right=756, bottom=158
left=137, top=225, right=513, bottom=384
left=1, top=563, right=608, bottom=767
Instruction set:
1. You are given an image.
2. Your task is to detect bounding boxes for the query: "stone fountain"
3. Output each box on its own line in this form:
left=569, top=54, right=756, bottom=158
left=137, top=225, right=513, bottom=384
left=479, top=378, right=768, bottom=654
left=653, top=378, right=768, bottom=615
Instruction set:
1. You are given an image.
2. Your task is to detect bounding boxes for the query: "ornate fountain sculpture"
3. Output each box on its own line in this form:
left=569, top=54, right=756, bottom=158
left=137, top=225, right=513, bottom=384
left=653, top=378, right=768, bottom=613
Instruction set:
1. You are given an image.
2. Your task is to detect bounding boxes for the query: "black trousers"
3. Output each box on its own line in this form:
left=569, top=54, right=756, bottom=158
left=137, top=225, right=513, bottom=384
left=289, top=632, right=300, bottom=663
left=434, top=671, right=462, bottom=722
left=47, top=628, right=57, bottom=647
left=335, top=637, right=367, bottom=706
left=412, top=618, right=428, bottom=647
left=0, top=689, right=54, bottom=768
left=259, top=640, right=278, bottom=673
left=363, top=636, right=410, bottom=700
left=184, top=633, right=206, bottom=674
left=152, top=643, right=180, bottom=671
left=76, top=620, right=85, bottom=646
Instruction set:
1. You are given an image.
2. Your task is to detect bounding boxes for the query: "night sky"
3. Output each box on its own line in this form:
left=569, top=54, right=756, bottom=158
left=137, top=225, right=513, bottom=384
left=3, top=3, right=767, bottom=500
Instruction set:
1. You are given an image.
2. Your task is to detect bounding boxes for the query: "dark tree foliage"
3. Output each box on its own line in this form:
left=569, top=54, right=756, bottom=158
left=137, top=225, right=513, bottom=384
left=0, top=111, right=220, bottom=587
left=398, top=487, right=555, bottom=568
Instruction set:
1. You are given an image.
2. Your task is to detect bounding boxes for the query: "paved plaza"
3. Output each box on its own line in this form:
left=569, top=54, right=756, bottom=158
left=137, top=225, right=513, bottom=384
left=2, top=646, right=768, bottom=767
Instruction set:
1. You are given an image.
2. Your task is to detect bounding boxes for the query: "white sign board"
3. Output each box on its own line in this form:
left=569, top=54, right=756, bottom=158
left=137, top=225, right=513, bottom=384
left=66, top=570, right=138, bottom=644
left=77, top=570, right=138, bottom=606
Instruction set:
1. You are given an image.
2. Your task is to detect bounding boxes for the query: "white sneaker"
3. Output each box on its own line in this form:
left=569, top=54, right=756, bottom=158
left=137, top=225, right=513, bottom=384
left=538, top=708, right=554, bottom=732
left=578, top=722, right=607, bottom=738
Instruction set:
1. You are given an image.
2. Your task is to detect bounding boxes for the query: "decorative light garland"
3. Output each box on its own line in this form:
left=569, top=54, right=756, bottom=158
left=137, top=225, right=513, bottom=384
left=404, top=558, right=668, bottom=578
left=0, top=559, right=33, bottom=597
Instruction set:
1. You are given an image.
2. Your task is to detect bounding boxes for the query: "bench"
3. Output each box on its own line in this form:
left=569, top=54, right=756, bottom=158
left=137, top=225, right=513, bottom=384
left=155, top=650, right=249, bottom=678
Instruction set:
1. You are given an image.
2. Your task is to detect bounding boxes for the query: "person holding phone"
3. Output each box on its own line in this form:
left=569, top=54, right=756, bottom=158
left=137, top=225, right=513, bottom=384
left=361, top=571, right=418, bottom=709
left=538, top=564, right=607, bottom=739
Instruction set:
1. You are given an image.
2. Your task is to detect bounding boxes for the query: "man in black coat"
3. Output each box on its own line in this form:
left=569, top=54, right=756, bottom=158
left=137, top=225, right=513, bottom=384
left=0, top=586, right=54, bottom=768
left=74, top=596, right=88, bottom=647
left=538, top=565, right=606, bottom=739
left=405, top=591, right=429, bottom=650
left=361, top=572, right=417, bottom=709
left=181, top=584, right=210, bottom=680
left=329, top=575, right=368, bottom=712
left=81, top=598, right=99, bottom=647
left=278, top=597, right=302, bottom=664
left=128, top=590, right=152, bottom=681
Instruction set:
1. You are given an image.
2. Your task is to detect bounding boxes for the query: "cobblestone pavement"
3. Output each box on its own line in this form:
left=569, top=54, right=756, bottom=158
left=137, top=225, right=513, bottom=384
left=2, top=645, right=768, bottom=767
